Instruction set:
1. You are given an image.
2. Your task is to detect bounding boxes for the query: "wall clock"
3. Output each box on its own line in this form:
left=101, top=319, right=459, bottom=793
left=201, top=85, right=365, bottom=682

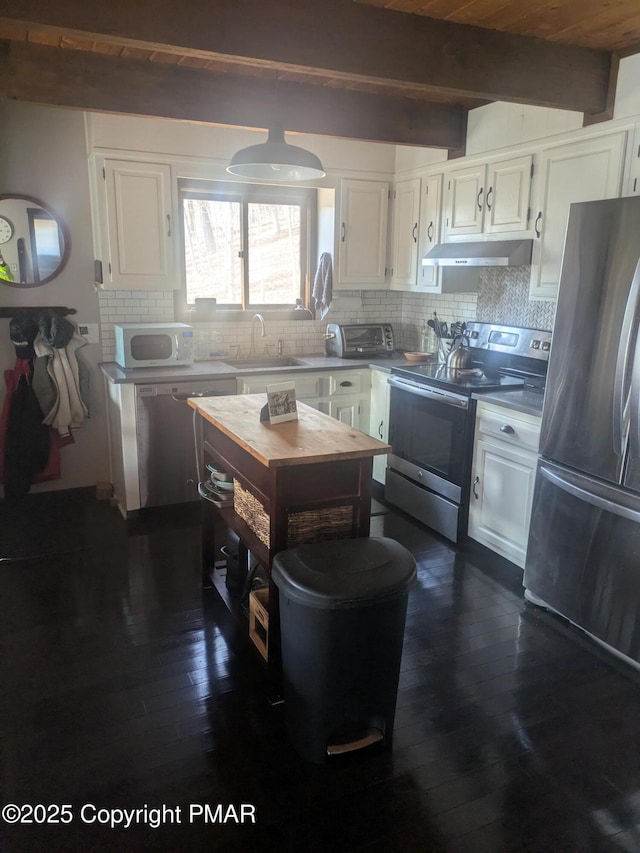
left=0, top=215, right=14, bottom=244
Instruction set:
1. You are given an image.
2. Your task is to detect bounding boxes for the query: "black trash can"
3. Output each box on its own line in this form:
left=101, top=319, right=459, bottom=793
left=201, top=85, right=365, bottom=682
left=272, top=536, right=416, bottom=764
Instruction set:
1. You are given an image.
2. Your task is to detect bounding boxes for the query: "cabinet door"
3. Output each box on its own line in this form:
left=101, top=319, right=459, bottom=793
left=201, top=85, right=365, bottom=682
left=237, top=372, right=326, bottom=398
left=530, top=132, right=626, bottom=300
left=444, top=164, right=486, bottom=238
left=337, top=179, right=389, bottom=287
left=369, top=369, right=390, bottom=483
left=485, top=155, right=533, bottom=234
left=329, top=399, right=366, bottom=429
left=417, top=173, right=443, bottom=293
left=468, top=438, right=538, bottom=568
left=102, top=160, right=176, bottom=290
left=390, top=178, right=421, bottom=287
left=628, top=124, right=640, bottom=196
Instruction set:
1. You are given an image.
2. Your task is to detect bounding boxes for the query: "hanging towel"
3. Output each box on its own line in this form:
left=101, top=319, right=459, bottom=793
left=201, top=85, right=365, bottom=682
left=32, top=311, right=89, bottom=438
left=312, top=252, right=333, bottom=319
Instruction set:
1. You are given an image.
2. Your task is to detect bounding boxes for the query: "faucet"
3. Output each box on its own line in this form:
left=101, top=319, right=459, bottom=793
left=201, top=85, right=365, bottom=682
left=249, top=313, right=265, bottom=357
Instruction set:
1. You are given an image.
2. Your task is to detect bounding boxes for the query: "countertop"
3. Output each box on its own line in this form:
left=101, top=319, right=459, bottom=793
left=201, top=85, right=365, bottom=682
left=188, top=394, right=389, bottom=467
left=100, top=354, right=544, bottom=418
left=472, top=388, right=545, bottom=418
left=99, top=352, right=410, bottom=384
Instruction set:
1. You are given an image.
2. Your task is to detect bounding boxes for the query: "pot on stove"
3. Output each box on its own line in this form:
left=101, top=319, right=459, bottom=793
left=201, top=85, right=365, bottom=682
left=446, top=337, right=474, bottom=370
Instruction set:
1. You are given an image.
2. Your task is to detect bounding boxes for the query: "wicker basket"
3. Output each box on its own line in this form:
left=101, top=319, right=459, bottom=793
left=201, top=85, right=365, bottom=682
left=288, top=506, right=353, bottom=546
left=233, top=480, right=354, bottom=549
left=234, top=480, right=270, bottom=547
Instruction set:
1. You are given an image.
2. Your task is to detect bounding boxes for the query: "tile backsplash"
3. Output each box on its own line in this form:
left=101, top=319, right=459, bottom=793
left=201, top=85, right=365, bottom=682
left=476, top=267, right=556, bottom=330
left=98, top=266, right=554, bottom=361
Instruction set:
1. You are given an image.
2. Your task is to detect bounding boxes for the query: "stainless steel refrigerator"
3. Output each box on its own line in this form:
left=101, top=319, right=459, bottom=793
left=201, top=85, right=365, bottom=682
left=524, top=195, right=640, bottom=668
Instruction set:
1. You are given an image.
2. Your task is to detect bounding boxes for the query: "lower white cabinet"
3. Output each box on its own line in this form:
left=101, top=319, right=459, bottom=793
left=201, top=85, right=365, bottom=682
left=237, top=369, right=370, bottom=432
left=368, top=368, right=390, bottom=484
left=468, top=401, right=541, bottom=568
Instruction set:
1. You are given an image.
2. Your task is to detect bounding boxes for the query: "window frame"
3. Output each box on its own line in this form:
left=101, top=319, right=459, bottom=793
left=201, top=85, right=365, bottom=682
left=178, top=179, right=316, bottom=314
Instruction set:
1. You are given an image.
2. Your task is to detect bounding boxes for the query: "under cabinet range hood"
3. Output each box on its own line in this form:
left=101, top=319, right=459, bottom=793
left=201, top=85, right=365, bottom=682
left=422, top=239, right=533, bottom=267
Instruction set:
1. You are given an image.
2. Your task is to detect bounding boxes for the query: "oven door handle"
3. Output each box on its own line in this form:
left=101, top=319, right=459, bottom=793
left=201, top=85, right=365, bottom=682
left=388, top=377, right=469, bottom=408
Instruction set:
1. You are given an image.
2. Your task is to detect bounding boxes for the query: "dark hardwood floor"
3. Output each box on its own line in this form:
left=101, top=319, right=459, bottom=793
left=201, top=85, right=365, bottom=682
left=2, top=488, right=640, bottom=852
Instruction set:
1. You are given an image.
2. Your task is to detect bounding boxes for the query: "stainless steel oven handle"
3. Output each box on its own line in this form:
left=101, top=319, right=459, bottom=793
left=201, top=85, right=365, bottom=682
left=388, top=376, right=468, bottom=408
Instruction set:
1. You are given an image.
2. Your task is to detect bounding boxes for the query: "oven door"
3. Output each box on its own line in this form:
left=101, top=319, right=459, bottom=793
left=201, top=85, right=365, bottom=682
left=387, top=376, right=472, bottom=497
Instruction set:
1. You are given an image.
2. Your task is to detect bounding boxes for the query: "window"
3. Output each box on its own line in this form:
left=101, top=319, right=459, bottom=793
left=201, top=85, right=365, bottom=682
left=179, top=180, right=314, bottom=310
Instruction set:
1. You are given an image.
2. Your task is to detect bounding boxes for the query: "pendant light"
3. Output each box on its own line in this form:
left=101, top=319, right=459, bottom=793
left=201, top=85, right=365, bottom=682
left=226, top=124, right=326, bottom=182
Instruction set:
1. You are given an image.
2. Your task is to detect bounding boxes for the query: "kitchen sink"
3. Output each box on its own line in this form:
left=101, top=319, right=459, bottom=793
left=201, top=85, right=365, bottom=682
left=221, top=357, right=310, bottom=369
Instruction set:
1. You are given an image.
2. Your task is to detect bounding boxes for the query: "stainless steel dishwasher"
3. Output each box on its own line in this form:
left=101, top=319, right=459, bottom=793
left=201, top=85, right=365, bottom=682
left=135, top=378, right=236, bottom=508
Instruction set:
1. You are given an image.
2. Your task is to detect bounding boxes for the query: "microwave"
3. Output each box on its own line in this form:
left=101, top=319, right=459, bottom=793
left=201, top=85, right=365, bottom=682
left=324, top=323, right=395, bottom=358
left=114, top=322, right=195, bottom=369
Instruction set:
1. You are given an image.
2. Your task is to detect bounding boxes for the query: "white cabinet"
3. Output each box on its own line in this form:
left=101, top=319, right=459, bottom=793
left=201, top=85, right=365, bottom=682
left=627, top=124, right=640, bottom=196
left=444, top=155, right=533, bottom=240
left=393, top=173, right=447, bottom=294
left=368, top=368, right=390, bottom=484
left=444, top=162, right=486, bottom=237
left=390, top=178, right=421, bottom=288
left=530, top=132, right=626, bottom=300
left=237, top=371, right=325, bottom=401
left=468, top=401, right=541, bottom=569
left=416, top=173, right=443, bottom=293
left=95, top=159, right=177, bottom=290
left=237, top=368, right=370, bottom=431
left=336, top=179, right=389, bottom=288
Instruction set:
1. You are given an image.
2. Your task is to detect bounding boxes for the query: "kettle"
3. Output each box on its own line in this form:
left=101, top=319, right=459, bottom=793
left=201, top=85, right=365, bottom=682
left=446, top=336, right=474, bottom=370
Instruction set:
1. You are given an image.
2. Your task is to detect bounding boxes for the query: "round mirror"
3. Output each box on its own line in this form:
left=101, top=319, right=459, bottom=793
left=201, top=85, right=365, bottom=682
left=0, top=194, right=70, bottom=288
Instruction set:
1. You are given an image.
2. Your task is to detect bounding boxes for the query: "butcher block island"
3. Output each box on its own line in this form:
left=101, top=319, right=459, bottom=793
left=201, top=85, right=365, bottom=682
left=188, top=394, right=390, bottom=672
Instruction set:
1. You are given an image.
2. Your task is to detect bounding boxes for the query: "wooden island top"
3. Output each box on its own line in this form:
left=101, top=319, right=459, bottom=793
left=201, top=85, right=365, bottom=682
left=191, top=393, right=390, bottom=680
left=188, top=394, right=390, bottom=467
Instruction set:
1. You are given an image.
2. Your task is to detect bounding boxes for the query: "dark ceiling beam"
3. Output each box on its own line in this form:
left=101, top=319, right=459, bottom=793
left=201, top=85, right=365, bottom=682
left=0, top=40, right=467, bottom=149
left=0, top=0, right=614, bottom=115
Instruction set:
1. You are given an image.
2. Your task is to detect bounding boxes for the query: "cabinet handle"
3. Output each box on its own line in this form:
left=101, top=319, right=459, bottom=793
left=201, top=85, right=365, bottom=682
left=412, top=222, right=418, bottom=243
left=500, top=424, right=515, bottom=434
left=167, top=214, right=172, bottom=237
left=486, top=186, right=493, bottom=211
left=477, top=188, right=484, bottom=210
left=534, top=211, right=542, bottom=238
left=340, top=380, right=353, bottom=387
left=378, top=420, right=384, bottom=439
left=341, top=222, right=346, bottom=242
left=427, top=221, right=434, bottom=241
left=473, top=475, right=479, bottom=499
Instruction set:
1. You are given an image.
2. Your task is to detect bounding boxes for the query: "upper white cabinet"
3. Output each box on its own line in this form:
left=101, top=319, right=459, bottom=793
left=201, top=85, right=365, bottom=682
left=336, top=179, right=389, bottom=288
left=95, top=159, right=177, bottom=291
left=530, top=132, right=626, bottom=300
left=390, top=178, right=421, bottom=288
left=444, top=154, right=533, bottom=240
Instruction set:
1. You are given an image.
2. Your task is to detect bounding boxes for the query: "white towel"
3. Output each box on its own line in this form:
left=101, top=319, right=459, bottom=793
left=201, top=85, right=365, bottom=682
left=312, top=252, right=333, bottom=319
left=33, top=333, right=89, bottom=437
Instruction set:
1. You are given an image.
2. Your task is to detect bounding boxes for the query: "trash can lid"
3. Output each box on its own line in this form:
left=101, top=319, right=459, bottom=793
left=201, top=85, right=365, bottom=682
left=272, top=537, right=416, bottom=609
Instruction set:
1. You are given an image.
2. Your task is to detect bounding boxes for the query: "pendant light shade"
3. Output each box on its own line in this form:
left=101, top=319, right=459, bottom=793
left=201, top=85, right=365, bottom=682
left=226, top=125, right=326, bottom=182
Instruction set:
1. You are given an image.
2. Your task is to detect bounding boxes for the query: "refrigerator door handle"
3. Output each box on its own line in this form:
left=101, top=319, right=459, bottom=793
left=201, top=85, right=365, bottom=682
left=540, top=462, right=640, bottom=523
left=613, top=256, right=640, bottom=456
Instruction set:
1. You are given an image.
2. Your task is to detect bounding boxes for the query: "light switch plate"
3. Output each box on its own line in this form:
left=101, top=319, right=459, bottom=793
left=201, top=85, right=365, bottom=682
left=77, top=322, right=100, bottom=344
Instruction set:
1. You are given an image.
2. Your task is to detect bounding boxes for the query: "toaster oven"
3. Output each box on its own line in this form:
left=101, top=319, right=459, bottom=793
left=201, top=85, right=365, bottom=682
left=324, top=323, right=394, bottom=358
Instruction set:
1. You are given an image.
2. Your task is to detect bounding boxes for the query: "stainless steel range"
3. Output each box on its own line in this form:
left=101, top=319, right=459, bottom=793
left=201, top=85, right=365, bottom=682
left=385, top=322, right=551, bottom=542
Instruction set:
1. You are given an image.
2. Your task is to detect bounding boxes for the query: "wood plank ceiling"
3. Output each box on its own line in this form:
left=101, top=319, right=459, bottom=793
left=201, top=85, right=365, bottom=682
left=1, top=0, right=639, bottom=153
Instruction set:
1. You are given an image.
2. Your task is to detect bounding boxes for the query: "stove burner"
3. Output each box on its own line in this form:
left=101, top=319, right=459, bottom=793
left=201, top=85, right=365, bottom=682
left=392, top=361, right=525, bottom=394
